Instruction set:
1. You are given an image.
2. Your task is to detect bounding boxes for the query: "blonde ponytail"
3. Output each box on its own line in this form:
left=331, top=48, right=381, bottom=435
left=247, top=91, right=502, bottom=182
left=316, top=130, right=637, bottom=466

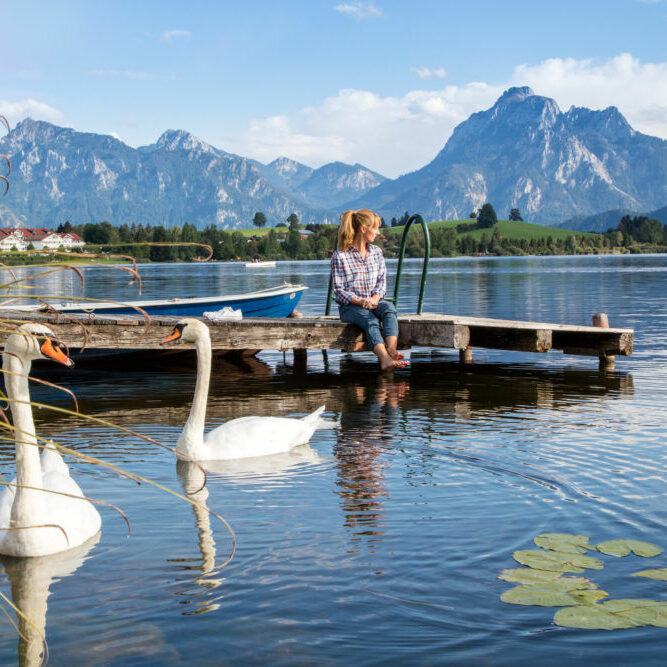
left=337, top=209, right=381, bottom=251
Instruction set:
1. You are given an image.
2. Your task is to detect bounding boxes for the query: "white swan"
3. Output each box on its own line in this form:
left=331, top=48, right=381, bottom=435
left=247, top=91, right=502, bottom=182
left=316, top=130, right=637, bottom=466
left=0, top=324, right=101, bottom=557
left=161, top=318, right=332, bottom=461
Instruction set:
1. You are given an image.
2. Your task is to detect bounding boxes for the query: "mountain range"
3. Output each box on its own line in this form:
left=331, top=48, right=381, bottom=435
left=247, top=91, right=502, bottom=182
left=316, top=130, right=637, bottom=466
left=557, top=204, right=667, bottom=232
left=0, top=87, right=665, bottom=230
left=350, top=87, right=667, bottom=226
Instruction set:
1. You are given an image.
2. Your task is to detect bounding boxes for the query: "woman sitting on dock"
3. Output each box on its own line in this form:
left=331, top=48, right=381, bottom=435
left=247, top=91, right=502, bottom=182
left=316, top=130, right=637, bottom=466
left=331, top=209, right=408, bottom=372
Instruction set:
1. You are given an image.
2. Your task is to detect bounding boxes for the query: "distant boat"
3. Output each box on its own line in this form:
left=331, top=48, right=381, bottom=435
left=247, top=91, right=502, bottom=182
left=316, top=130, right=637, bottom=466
left=244, top=260, right=276, bottom=268
left=2, top=284, right=307, bottom=319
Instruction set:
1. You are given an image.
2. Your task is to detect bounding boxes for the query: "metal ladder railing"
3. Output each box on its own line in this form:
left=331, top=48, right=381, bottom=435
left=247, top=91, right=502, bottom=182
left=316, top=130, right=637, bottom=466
left=325, top=214, right=431, bottom=315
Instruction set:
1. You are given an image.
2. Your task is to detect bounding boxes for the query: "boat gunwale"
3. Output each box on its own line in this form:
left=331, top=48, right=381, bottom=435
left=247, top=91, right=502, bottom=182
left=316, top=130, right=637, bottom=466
left=0, top=284, right=308, bottom=312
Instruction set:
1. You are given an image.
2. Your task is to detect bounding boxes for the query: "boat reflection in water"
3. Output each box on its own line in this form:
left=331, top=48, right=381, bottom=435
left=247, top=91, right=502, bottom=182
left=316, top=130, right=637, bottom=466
left=0, top=533, right=100, bottom=667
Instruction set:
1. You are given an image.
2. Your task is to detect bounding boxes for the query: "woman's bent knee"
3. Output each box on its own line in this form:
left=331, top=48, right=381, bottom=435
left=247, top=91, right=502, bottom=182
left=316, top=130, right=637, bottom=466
left=375, top=301, right=396, bottom=317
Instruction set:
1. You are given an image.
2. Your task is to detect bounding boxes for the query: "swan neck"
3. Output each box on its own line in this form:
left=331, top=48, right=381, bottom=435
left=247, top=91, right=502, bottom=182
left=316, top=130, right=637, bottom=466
left=3, top=354, right=42, bottom=489
left=3, top=353, right=44, bottom=528
left=178, top=332, right=211, bottom=456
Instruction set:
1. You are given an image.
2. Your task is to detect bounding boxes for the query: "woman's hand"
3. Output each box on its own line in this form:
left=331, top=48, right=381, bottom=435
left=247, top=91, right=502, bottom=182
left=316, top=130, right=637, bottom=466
left=355, top=297, right=374, bottom=309
left=354, top=295, right=380, bottom=309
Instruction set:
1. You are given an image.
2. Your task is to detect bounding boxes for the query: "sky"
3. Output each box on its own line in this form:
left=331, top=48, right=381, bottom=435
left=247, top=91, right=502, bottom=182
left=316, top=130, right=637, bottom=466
left=1, top=0, right=666, bottom=178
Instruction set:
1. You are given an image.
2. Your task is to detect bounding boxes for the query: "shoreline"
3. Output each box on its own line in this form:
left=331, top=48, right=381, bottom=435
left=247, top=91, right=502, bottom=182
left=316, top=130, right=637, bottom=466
left=2, top=247, right=665, bottom=267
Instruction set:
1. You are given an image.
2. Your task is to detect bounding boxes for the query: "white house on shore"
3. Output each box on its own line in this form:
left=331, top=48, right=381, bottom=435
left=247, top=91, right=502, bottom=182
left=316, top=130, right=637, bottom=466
left=0, top=228, right=86, bottom=252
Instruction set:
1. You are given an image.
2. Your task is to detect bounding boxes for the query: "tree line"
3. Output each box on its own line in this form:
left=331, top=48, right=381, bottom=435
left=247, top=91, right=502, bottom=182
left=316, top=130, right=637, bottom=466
left=39, top=209, right=667, bottom=265
left=56, top=219, right=339, bottom=262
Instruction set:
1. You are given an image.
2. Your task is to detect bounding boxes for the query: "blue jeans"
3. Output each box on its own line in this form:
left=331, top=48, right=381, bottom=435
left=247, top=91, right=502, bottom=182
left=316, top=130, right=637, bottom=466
left=338, top=300, right=399, bottom=349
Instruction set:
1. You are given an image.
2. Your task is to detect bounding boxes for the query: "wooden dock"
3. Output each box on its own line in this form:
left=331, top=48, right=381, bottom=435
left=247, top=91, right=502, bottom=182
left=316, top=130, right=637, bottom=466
left=0, top=309, right=633, bottom=370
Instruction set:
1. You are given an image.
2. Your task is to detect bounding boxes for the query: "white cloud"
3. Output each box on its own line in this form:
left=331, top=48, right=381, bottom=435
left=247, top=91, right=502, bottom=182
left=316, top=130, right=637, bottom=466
left=88, top=69, right=174, bottom=81
left=511, top=53, right=667, bottom=138
left=414, top=67, right=447, bottom=79
left=241, top=115, right=349, bottom=165
left=232, top=53, right=667, bottom=179
left=0, top=98, right=68, bottom=128
left=232, top=83, right=499, bottom=176
left=334, top=2, right=382, bottom=20
left=162, top=29, right=192, bottom=40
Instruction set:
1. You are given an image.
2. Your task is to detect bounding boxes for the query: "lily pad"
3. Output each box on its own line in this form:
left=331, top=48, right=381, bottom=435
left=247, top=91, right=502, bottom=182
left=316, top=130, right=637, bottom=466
left=534, top=533, right=595, bottom=554
left=513, top=550, right=582, bottom=573
left=632, top=568, right=667, bottom=581
left=570, top=589, right=608, bottom=604
left=595, top=540, right=663, bottom=558
left=618, top=603, right=667, bottom=628
left=498, top=568, right=562, bottom=583
left=505, top=578, right=598, bottom=592
left=513, top=549, right=604, bottom=573
left=500, top=535, right=667, bottom=631
left=502, top=584, right=606, bottom=607
left=498, top=568, right=594, bottom=587
left=600, top=599, right=662, bottom=612
left=554, top=605, right=642, bottom=630
left=598, top=600, right=667, bottom=628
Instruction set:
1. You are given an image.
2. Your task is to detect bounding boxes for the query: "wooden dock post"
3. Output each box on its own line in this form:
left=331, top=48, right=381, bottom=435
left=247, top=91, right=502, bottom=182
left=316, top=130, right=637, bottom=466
left=459, top=346, right=473, bottom=364
left=293, top=348, right=308, bottom=373
left=592, top=313, right=615, bottom=371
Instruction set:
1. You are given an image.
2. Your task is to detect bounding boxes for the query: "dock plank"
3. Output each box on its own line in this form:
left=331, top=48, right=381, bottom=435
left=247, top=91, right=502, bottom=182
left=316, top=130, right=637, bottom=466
left=0, top=310, right=633, bottom=359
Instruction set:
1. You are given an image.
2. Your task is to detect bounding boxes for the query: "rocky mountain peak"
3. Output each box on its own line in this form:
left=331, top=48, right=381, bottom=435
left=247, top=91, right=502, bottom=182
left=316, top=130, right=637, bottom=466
left=564, top=105, right=635, bottom=138
left=261, top=156, right=314, bottom=190
left=269, top=156, right=307, bottom=175
left=153, top=129, right=216, bottom=154
left=490, top=87, right=561, bottom=126
left=495, top=86, right=534, bottom=105
left=10, top=118, right=65, bottom=145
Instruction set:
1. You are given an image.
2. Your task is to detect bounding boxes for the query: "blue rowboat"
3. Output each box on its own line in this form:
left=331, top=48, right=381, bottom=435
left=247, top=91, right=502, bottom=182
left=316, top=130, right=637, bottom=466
left=5, top=284, right=308, bottom=319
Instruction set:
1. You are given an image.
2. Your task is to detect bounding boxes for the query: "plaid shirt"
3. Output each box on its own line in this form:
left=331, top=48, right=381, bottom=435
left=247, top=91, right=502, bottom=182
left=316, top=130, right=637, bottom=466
left=331, top=244, right=387, bottom=305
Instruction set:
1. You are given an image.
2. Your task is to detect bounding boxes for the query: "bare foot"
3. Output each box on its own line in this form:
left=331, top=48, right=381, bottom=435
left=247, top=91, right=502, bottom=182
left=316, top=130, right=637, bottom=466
left=380, top=358, right=409, bottom=372
left=390, top=351, right=405, bottom=361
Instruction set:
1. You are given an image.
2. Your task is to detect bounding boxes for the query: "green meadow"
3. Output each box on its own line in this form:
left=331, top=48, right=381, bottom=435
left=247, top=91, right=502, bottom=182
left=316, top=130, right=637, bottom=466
left=385, top=219, right=591, bottom=241
left=239, top=219, right=590, bottom=241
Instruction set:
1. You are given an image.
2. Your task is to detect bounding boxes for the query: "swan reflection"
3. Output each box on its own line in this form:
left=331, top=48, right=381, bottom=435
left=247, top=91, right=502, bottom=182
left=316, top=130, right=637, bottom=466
left=196, top=444, right=326, bottom=480
left=0, top=533, right=100, bottom=667
left=174, top=461, right=223, bottom=614
left=173, top=446, right=327, bottom=614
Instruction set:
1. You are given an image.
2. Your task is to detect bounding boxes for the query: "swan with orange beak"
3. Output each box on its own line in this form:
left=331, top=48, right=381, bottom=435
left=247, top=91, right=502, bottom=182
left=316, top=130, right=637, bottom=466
left=0, top=324, right=101, bottom=557
left=161, top=318, right=333, bottom=461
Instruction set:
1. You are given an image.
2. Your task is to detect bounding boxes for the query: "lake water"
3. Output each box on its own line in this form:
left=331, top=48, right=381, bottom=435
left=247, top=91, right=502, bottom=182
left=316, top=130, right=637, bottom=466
left=1, top=255, right=666, bottom=665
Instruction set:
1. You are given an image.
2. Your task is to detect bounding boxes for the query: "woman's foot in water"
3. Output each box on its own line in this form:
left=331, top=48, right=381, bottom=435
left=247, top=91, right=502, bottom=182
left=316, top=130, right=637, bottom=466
left=385, top=336, right=404, bottom=361
left=374, top=342, right=409, bottom=371
left=380, top=358, right=409, bottom=371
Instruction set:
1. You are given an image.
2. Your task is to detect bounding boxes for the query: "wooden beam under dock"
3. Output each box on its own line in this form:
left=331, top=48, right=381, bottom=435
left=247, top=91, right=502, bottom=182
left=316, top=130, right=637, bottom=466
left=0, top=311, right=633, bottom=362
